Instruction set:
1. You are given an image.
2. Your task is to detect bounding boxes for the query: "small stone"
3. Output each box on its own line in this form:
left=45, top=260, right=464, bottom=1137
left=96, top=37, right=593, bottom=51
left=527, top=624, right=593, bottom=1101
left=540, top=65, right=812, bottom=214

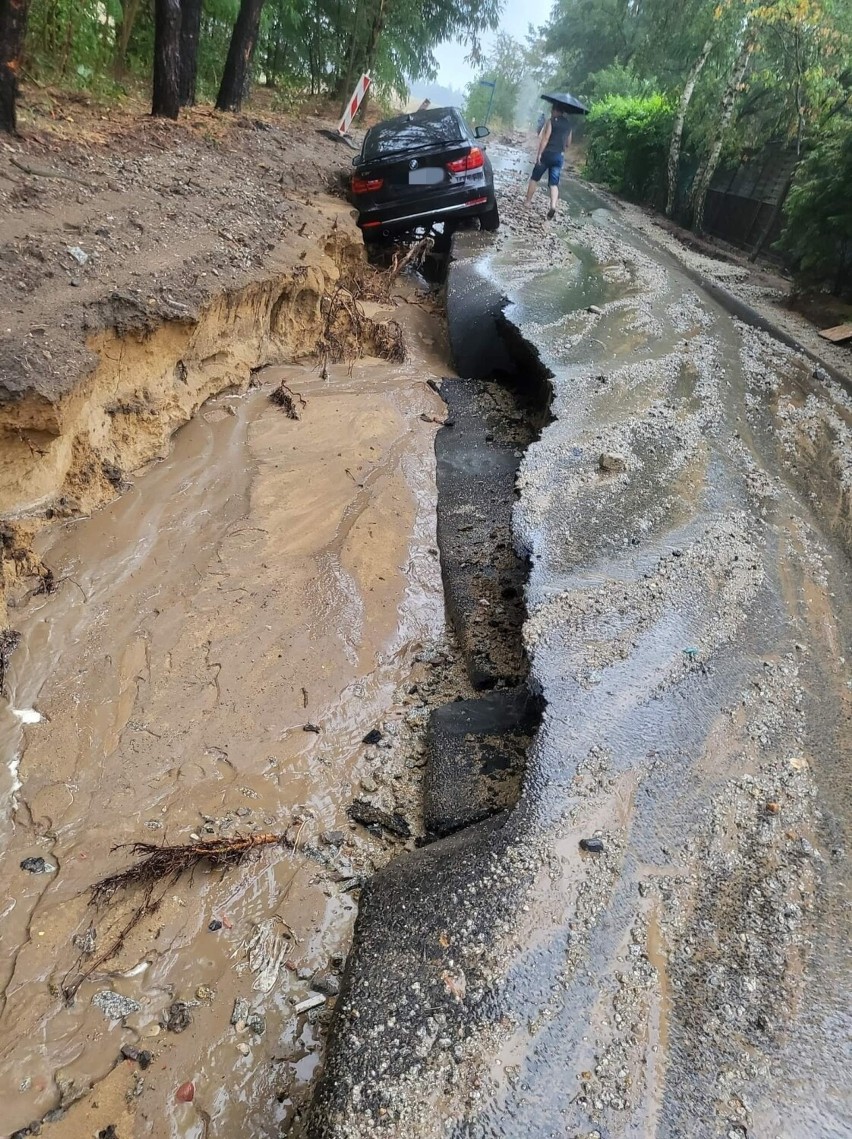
left=312, top=973, right=340, bottom=997
left=236, top=1042, right=251, bottom=1056
left=208, top=919, right=223, bottom=931
left=67, top=245, right=89, bottom=265
left=588, top=304, right=603, bottom=315
left=176, top=1081, right=195, bottom=1103
left=765, top=801, right=780, bottom=814
left=580, top=837, right=605, bottom=854
left=195, top=985, right=215, bottom=1002
left=162, top=1001, right=191, bottom=1033
left=246, top=1011, right=266, bottom=1035
left=360, top=775, right=378, bottom=794
left=120, top=1045, right=152, bottom=1070
left=362, top=728, right=383, bottom=745
left=598, top=452, right=627, bottom=474
left=231, top=997, right=250, bottom=1026
left=20, top=856, right=54, bottom=874
left=93, top=990, right=141, bottom=1020
left=320, top=830, right=345, bottom=847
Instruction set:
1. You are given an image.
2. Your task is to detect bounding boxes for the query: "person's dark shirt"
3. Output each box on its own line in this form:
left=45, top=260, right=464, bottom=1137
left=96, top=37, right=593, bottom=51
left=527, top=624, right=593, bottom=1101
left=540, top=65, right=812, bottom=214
left=543, top=114, right=572, bottom=157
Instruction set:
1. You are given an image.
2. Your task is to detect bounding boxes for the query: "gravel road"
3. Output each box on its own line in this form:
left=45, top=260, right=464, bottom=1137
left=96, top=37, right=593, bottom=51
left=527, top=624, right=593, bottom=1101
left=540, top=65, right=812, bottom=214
left=310, top=148, right=852, bottom=1139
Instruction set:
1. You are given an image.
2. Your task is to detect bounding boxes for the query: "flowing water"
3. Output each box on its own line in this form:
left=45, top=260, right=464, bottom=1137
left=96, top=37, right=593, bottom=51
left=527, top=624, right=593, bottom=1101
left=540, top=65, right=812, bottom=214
left=0, top=302, right=451, bottom=1138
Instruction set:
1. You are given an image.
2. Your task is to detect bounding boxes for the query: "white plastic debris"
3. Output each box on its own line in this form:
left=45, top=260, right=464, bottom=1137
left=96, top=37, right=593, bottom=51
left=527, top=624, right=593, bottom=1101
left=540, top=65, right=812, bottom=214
left=67, top=245, right=89, bottom=265
left=293, top=994, right=326, bottom=1014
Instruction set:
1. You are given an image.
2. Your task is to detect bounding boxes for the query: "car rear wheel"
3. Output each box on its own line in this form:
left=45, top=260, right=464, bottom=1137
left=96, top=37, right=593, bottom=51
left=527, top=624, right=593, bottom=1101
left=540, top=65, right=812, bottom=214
left=479, top=200, right=500, bottom=232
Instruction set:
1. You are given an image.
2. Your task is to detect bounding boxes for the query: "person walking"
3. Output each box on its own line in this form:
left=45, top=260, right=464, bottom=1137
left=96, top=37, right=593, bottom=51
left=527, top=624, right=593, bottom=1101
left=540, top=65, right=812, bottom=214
left=524, top=106, right=572, bottom=219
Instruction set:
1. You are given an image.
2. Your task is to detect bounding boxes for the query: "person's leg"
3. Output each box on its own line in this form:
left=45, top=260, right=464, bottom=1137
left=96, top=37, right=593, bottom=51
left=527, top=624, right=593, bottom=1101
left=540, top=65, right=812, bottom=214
left=546, top=157, right=563, bottom=218
left=525, top=160, right=545, bottom=206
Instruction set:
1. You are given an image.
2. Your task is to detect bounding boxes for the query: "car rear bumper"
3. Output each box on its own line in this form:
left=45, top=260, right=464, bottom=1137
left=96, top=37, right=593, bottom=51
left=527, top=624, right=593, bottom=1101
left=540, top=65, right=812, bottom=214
left=357, top=191, right=494, bottom=236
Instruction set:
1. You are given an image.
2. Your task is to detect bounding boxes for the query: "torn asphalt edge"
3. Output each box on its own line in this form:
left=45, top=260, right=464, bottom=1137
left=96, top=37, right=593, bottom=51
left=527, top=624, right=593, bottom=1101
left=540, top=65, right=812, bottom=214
left=305, top=230, right=554, bottom=1136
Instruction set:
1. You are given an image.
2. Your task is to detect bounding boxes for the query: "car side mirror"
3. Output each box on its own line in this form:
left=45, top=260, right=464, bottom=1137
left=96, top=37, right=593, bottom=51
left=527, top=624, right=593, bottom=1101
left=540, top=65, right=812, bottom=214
left=474, top=125, right=490, bottom=139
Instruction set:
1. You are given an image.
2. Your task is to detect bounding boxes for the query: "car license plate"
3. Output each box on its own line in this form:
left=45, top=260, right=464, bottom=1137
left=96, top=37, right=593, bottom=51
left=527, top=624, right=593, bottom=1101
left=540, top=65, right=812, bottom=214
left=409, top=168, right=444, bottom=185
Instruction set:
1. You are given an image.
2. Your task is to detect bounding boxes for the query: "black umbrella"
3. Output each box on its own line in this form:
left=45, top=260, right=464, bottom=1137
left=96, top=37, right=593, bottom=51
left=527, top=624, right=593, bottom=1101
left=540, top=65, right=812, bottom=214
left=541, top=91, right=588, bottom=115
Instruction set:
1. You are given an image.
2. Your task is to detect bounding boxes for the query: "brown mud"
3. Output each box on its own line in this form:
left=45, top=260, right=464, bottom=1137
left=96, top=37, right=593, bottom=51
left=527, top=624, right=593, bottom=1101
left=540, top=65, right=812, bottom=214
left=0, top=166, right=461, bottom=1133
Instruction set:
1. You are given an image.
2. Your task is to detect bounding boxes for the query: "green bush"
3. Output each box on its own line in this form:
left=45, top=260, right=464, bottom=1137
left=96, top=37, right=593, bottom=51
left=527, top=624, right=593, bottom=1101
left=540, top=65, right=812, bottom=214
left=778, top=122, right=852, bottom=297
left=584, top=93, right=674, bottom=207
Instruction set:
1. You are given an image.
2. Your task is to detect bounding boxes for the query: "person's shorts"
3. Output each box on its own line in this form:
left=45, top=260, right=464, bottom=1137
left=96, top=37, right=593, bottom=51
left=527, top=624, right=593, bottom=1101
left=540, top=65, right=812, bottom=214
left=531, top=152, right=564, bottom=187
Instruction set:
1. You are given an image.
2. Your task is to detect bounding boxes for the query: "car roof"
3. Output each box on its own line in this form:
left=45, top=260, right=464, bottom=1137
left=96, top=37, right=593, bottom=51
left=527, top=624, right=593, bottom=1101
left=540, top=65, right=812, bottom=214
left=366, top=106, right=465, bottom=137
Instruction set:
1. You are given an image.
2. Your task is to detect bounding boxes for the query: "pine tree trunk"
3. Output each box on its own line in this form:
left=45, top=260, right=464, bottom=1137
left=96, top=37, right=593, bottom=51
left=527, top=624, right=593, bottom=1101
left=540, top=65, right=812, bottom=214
left=114, top=0, right=143, bottom=77
left=152, top=0, right=181, bottom=118
left=179, top=0, right=202, bottom=106
left=215, top=0, right=266, bottom=113
left=665, top=38, right=713, bottom=218
left=0, top=0, right=31, bottom=134
left=355, top=0, right=384, bottom=119
left=691, top=36, right=753, bottom=235
left=338, top=0, right=363, bottom=106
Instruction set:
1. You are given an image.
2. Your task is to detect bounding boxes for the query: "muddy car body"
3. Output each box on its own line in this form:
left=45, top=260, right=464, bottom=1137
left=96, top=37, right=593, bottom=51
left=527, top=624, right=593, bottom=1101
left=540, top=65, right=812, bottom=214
left=350, top=106, right=499, bottom=243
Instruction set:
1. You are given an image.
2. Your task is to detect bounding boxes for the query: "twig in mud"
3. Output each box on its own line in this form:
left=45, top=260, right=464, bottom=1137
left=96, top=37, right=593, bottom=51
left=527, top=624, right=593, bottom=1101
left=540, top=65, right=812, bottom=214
left=269, top=381, right=306, bottom=419
left=90, top=833, right=286, bottom=905
left=390, top=236, right=432, bottom=279
left=9, top=156, right=89, bottom=185
left=63, top=834, right=286, bottom=1000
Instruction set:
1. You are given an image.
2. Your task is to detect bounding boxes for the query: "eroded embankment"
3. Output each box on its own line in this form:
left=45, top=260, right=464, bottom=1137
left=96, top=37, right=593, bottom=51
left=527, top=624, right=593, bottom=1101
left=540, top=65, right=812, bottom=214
left=307, top=231, right=556, bottom=1136
left=0, top=204, right=399, bottom=633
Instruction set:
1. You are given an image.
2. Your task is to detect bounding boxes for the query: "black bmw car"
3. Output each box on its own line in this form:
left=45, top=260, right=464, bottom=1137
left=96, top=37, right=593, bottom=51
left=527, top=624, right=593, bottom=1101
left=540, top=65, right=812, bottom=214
left=350, top=106, right=499, bottom=244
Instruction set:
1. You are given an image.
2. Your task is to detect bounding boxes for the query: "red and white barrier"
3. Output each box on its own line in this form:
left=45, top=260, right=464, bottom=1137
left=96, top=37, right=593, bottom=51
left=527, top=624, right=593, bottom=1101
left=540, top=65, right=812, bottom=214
left=338, top=73, right=371, bottom=136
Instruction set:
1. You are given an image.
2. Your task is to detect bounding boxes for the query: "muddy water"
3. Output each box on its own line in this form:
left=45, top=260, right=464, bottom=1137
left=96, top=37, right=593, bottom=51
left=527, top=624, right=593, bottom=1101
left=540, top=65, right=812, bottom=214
left=455, top=157, right=852, bottom=1136
left=0, top=301, right=449, bottom=1137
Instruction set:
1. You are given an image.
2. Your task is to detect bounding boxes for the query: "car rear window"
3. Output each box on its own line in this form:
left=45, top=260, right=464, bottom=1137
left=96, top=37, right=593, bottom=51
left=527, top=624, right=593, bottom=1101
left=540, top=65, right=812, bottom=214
left=363, top=109, right=465, bottom=160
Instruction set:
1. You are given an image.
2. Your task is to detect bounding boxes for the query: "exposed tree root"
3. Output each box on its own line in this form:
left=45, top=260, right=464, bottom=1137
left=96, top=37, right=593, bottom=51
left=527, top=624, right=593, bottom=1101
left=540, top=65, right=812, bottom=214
left=270, top=382, right=306, bottom=418
left=90, top=833, right=285, bottom=904
left=62, top=833, right=285, bottom=1000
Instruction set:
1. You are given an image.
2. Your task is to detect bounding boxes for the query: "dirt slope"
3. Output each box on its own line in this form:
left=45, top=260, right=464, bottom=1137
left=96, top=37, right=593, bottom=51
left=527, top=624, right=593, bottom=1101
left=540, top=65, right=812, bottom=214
left=0, top=97, right=376, bottom=628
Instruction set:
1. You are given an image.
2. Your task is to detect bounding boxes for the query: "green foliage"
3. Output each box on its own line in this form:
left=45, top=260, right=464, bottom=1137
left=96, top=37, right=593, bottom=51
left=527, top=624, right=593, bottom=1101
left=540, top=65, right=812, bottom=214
left=464, top=31, right=560, bottom=129
left=778, top=120, right=852, bottom=294
left=27, top=0, right=119, bottom=86
left=584, top=93, right=675, bottom=205
left=585, top=63, right=659, bottom=101
left=20, top=0, right=500, bottom=111
left=464, top=33, right=528, bottom=127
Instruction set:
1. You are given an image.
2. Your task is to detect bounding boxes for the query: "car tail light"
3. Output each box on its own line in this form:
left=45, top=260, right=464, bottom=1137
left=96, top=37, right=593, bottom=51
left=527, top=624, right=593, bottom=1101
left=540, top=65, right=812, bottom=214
left=351, top=175, right=384, bottom=194
left=446, top=148, right=485, bottom=174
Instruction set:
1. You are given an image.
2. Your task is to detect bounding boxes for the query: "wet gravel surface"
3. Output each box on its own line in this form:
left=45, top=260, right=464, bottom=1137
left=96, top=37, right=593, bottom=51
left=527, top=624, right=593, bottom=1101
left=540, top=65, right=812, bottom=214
left=309, top=148, right=852, bottom=1137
